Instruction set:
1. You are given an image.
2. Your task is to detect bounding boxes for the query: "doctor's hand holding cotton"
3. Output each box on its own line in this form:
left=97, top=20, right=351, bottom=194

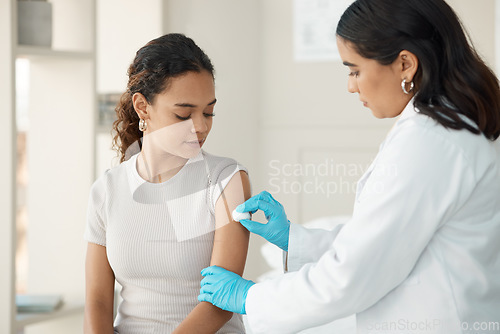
left=235, top=191, right=291, bottom=251
left=200, top=0, right=500, bottom=333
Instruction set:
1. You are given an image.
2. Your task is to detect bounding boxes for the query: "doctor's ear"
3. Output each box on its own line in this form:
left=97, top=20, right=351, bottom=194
left=397, top=50, right=419, bottom=83
left=132, top=92, right=151, bottom=120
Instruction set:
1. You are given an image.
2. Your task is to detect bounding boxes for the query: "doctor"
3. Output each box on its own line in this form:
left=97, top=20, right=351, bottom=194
left=199, top=0, right=500, bottom=333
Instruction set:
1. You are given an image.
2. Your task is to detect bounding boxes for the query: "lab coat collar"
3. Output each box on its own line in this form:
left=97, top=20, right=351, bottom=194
left=396, top=98, right=418, bottom=123
left=379, top=99, right=418, bottom=151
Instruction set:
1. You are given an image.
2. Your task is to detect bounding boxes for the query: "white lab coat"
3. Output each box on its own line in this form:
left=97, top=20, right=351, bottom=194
left=245, top=101, right=500, bottom=334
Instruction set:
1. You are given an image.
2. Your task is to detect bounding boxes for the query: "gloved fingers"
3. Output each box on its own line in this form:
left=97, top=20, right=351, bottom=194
left=200, top=275, right=218, bottom=287
left=201, top=265, right=225, bottom=277
left=240, top=198, right=276, bottom=220
left=198, top=293, right=212, bottom=303
left=199, top=282, right=215, bottom=294
left=236, top=192, right=273, bottom=215
left=258, top=191, right=286, bottom=212
left=240, top=219, right=268, bottom=235
left=257, top=200, right=277, bottom=219
left=260, top=190, right=276, bottom=203
left=256, top=192, right=285, bottom=220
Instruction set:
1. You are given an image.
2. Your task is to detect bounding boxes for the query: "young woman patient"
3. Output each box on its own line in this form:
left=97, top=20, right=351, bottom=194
left=84, top=33, right=250, bottom=334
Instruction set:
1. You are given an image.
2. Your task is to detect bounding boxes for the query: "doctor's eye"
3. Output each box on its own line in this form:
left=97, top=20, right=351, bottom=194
left=348, top=71, right=359, bottom=78
left=203, top=113, right=216, bottom=118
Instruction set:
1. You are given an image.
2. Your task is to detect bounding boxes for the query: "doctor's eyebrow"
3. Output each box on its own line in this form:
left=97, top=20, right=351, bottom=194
left=174, top=98, right=217, bottom=108
left=342, top=61, right=358, bottom=67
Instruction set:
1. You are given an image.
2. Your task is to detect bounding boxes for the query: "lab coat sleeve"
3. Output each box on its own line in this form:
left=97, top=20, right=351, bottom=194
left=286, top=223, right=344, bottom=272
left=244, top=122, right=477, bottom=334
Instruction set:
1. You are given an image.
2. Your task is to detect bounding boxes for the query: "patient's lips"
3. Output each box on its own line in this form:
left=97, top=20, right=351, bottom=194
left=184, top=138, right=205, bottom=148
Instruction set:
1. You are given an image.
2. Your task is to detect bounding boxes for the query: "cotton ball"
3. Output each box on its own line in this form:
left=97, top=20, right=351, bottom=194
left=232, top=209, right=251, bottom=222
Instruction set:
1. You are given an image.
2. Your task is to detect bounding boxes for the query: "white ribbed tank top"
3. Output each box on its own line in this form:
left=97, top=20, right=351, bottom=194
left=85, top=150, right=247, bottom=333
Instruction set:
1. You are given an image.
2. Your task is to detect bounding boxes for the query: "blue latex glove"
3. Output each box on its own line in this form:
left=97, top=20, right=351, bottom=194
left=236, top=191, right=291, bottom=251
left=198, top=266, right=255, bottom=314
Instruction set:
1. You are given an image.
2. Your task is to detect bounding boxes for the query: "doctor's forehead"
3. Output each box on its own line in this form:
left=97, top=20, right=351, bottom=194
left=336, top=37, right=360, bottom=65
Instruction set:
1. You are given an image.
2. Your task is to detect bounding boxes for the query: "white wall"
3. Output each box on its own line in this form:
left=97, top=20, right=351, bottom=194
left=97, top=0, right=163, bottom=93
left=164, top=0, right=261, bottom=180
left=95, top=0, right=165, bottom=176
left=448, top=0, right=497, bottom=69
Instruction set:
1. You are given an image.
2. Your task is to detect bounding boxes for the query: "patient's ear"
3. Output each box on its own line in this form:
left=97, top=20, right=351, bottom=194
left=132, top=93, right=150, bottom=120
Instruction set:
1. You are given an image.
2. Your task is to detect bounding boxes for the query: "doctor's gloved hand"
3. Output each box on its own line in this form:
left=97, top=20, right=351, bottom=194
left=198, top=266, right=255, bottom=314
left=236, top=191, right=291, bottom=251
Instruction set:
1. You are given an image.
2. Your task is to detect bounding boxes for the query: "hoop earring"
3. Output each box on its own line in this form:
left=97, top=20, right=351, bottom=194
left=139, top=119, right=147, bottom=131
left=401, top=78, right=414, bottom=95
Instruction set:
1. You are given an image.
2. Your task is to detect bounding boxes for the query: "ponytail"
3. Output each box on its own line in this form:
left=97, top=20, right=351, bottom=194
left=112, top=90, right=142, bottom=163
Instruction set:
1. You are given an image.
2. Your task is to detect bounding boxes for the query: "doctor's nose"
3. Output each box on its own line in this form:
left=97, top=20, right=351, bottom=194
left=347, top=76, right=359, bottom=94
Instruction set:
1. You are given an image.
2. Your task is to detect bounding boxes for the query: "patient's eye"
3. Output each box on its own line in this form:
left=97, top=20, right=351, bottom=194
left=175, top=114, right=191, bottom=121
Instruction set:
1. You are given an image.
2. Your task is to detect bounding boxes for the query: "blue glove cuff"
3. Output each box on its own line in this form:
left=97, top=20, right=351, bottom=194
left=241, top=281, right=255, bottom=314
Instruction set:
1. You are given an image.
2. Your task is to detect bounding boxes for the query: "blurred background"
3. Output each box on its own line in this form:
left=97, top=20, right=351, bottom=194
left=1, top=0, right=498, bottom=333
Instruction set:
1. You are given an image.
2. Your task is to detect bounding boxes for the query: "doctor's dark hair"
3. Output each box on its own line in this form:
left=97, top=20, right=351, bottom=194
left=112, top=33, right=215, bottom=162
left=336, top=0, right=500, bottom=140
